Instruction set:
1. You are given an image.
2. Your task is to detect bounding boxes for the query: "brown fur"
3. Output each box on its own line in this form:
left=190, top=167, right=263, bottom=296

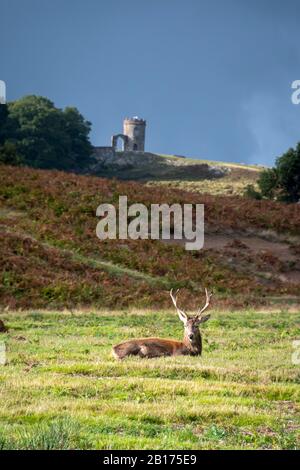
left=113, top=328, right=202, bottom=360
left=112, top=289, right=211, bottom=360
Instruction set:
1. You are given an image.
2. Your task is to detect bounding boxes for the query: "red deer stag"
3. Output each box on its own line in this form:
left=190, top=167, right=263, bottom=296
left=113, top=289, right=212, bottom=359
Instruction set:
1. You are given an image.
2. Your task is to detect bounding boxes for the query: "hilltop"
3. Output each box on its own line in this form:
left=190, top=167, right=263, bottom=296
left=89, top=151, right=263, bottom=196
left=0, top=164, right=299, bottom=310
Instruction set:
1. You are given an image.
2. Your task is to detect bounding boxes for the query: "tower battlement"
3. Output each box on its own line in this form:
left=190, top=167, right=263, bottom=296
left=124, top=116, right=146, bottom=125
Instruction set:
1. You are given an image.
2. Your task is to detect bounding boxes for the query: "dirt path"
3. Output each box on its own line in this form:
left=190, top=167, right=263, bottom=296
left=203, top=233, right=295, bottom=262
left=164, top=231, right=300, bottom=285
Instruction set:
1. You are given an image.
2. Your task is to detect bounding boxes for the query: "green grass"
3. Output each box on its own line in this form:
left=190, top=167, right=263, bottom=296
left=148, top=154, right=262, bottom=196
left=157, top=153, right=265, bottom=171
left=0, top=308, right=299, bottom=449
left=93, top=151, right=262, bottom=195
left=156, top=153, right=263, bottom=196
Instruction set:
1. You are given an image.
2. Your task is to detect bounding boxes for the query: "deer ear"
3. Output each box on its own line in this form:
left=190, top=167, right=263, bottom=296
left=195, top=314, right=210, bottom=325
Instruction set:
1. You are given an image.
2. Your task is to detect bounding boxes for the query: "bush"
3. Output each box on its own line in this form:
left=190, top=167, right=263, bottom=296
left=257, top=144, right=300, bottom=203
left=258, top=168, right=278, bottom=199
left=244, top=184, right=262, bottom=200
left=276, top=144, right=300, bottom=202
left=0, top=142, right=23, bottom=166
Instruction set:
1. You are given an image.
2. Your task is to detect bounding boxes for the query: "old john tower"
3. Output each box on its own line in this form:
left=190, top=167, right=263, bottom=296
left=112, top=117, right=146, bottom=152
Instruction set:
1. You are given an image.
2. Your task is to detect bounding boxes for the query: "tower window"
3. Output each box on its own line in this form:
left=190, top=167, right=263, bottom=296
left=133, top=144, right=138, bottom=150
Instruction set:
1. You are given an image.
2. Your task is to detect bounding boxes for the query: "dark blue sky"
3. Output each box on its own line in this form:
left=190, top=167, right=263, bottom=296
left=1, top=0, right=300, bottom=165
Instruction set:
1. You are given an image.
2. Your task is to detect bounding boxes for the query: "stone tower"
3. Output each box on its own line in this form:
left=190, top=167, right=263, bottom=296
left=123, top=117, right=146, bottom=151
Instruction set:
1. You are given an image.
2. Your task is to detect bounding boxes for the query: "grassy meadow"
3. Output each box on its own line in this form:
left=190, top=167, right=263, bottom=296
left=93, top=151, right=263, bottom=196
left=147, top=154, right=262, bottom=196
left=0, top=308, right=299, bottom=450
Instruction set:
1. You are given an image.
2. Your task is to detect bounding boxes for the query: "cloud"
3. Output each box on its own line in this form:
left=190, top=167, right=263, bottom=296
left=243, top=93, right=294, bottom=166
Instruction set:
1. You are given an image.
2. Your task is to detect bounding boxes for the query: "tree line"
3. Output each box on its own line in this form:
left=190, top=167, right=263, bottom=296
left=0, top=94, right=299, bottom=203
left=0, top=95, right=93, bottom=170
left=246, top=144, right=300, bottom=203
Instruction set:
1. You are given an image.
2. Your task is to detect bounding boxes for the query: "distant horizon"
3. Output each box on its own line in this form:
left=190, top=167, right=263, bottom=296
left=1, top=93, right=284, bottom=167
left=2, top=0, right=300, bottom=166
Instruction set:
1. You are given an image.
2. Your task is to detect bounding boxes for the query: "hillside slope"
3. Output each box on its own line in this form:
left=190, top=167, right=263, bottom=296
left=0, top=165, right=299, bottom=310
left=90, top=151, right=262, bottom=196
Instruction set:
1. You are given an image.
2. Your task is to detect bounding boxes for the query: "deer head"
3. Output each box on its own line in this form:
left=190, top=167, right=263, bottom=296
left=170, top=288, right=212, bottom=351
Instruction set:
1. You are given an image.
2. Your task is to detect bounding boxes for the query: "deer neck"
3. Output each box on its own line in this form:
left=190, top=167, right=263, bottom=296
left=183, top=330, right=202, bottom=355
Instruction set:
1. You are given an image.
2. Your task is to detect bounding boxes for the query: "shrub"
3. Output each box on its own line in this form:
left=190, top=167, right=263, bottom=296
left=0, top=142, right=23, bottom=166
left=244, top=184, right=262, bottom=200
left=257, top=143, right=300, bottom=202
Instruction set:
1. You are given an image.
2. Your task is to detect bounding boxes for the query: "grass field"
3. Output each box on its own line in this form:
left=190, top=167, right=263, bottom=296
left=92, top=151, right=263, bottom=196
left=0, top=308, right=299, bottom=450
left=148, top=154, right=263, bottom=196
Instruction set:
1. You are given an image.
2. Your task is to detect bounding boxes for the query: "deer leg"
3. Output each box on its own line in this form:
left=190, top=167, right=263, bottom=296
left=112, top=342, right=140, bottom=360
left=137, top=345, right=151, bottom=358
left=138, top=344, right=171, bottom=358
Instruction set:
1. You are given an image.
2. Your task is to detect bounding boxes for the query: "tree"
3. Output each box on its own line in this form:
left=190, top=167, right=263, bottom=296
left=258, top=168, right=278, bottom=199
left=63, top=107, right=93, bottom=169
left=0, top=142, right=23, bottom=166
left=257, top=144, right=300, bottom=203
left=6, top=95, right=93, bottom=170
left=0, top=104, right=9, bottom=145
left=0, top=104, right=21, bottom=165
left=244, top=184, right=262, bottom=200
left=276, top=144, right=300, bottom=202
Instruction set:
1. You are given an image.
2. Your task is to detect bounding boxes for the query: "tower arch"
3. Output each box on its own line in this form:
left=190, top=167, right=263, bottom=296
left=111, top=134, right=128, bottom=151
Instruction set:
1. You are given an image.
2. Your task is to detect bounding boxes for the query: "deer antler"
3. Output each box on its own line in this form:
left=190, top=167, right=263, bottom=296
left=197, top=288, right=213, bottom=319
left=170, top=289, right=188, bottom=323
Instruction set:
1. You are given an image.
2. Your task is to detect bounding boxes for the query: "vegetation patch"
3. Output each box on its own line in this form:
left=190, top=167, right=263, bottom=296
left=0, top=309, right=299, bottom=449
